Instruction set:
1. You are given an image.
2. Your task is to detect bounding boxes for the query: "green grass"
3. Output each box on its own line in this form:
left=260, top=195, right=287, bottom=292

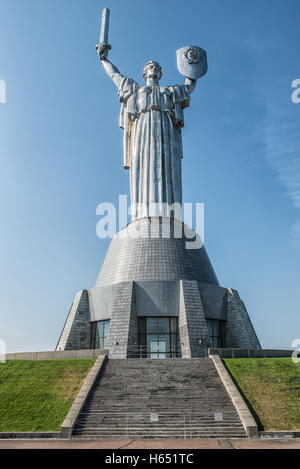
left=223, top=358, right=300, bottom=431
left=0, top=359, right=95, bottom=432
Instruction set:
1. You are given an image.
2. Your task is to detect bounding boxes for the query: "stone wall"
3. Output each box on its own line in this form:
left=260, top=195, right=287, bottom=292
left=5, top=349, right=106, bottom=360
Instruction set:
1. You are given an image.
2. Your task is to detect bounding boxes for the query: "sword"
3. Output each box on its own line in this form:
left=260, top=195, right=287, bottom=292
left=100, top=8, right=110, bottom=44
left=97, top=8, right=111, bottom=60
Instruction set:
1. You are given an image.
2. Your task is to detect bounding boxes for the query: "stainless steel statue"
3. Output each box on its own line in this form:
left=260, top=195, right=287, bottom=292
left=96, top=8, right=207, bottom=220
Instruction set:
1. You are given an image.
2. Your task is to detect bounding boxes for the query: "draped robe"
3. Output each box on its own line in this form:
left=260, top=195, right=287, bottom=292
left=117, top=77, right=193, bottom=220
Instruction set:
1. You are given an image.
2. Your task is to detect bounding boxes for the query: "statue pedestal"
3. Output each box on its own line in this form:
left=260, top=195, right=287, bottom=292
left=56, top=217, right=260, bottom=356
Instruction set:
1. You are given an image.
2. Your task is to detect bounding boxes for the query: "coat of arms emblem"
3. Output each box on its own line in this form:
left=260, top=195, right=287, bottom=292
left=177, top=46, right=208, bottom=80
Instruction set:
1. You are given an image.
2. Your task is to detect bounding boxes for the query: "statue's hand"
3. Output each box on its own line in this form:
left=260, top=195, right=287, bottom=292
left=185, top=77, right=196, bottom=85
left=96, top=42, right=111, bottom=61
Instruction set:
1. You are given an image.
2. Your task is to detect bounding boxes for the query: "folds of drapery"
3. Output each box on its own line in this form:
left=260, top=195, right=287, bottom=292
left=129, top=110, right=183, bottom=219
left=118, top=78, right=191, bottom=169
left=118, top=77, right=139, bottom=169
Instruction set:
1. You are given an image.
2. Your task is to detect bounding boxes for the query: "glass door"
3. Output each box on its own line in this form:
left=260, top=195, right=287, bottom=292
left=137, top=317, right=180, bottom=358
left=148, top=334, right=169, bottom=358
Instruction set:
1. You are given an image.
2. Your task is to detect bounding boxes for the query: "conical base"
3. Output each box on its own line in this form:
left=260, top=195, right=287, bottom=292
left=57, top=217, right=261, bottom=356
left=96, top=217, right=219, bottom=287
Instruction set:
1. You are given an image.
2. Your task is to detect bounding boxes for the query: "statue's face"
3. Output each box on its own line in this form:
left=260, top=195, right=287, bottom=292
left=144, top=62, right=162, bottom=81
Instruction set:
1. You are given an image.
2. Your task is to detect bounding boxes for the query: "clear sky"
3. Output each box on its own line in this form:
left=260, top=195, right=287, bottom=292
left=0, top=0, right=299, bottom=352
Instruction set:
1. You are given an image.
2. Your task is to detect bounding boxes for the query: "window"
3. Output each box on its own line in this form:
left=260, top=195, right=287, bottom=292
left=137, top=317, right=179, bottom=358
left=206, top=319, right=226, bottom=348
left=91, top=320, right=110, bottom=349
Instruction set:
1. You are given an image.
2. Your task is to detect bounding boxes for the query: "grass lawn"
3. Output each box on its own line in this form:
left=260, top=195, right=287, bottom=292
left=223, top=358, right=300, bottom=431
left=0, top=359, right=95, bottom=432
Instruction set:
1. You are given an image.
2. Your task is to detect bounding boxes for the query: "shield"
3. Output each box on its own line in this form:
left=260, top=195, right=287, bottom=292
left=176, top=46, right=207, bottom=80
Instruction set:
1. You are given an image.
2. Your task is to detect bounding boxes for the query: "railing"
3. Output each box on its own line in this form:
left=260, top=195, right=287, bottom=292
left=126, top=344, right=182, bottom=358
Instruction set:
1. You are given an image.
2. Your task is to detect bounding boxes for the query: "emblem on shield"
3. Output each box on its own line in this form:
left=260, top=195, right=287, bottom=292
left=177, top=46, right=208, bottom=80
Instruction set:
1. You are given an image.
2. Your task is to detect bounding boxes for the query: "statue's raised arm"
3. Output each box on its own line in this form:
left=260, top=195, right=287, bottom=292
left=96, top=7, right=124, bottom=88
left=96, top=46, right=124, bottom=88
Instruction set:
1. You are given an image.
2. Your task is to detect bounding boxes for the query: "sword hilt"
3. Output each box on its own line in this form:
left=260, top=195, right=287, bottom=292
left=96, top=42, right=112, bottom=60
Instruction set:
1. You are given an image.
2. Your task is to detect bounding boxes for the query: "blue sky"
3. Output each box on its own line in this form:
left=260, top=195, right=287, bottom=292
left=0, top=0, right=299, bottom=352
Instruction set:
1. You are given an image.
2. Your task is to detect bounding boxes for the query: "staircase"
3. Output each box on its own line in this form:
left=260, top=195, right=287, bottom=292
left=72, top=358, right=246, bottom=439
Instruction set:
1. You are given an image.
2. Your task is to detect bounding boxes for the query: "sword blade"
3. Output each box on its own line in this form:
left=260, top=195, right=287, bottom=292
left=100, top=8, right=110, bottom=44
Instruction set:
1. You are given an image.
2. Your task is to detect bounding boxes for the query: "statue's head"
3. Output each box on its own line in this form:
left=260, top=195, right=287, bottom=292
left=143, top=61, right=162, bottom=81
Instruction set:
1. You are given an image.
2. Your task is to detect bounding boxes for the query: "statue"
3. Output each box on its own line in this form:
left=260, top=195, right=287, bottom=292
left=96, top=9, right=207, bottom=220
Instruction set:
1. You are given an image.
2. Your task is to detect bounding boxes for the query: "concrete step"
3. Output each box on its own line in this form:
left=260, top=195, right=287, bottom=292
left=72, top=433, right=247, bottom=440
left=75, top=429, right=245, bottom=436
left=72, top=358, right=246, bottom=439
left=74, top=427, right=244, bottom=433
left=86, top=402, right=236, bottom=408
left=72, top=431, right=247, bottom=439
left=75, top=421, right=243, bottom=427
left=83, top=407, right=239, bottom=412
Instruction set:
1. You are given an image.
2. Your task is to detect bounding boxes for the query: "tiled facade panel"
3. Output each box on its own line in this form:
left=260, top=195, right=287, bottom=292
left=226, top=289, right=261, bottom=349
left=179, top=280, right=211, bottom=357
left=56, top=290, right=91, bottom=351
left=105, top=282, right=138, bottom=358
left=96, top=218, right=219, bottom=287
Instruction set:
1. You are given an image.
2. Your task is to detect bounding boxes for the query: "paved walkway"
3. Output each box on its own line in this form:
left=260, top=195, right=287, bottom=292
left=0, top=438, right=299, bottom=449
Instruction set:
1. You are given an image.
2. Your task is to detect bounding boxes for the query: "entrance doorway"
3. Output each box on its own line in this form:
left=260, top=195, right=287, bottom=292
left=137, top=317, right=180, bottom=358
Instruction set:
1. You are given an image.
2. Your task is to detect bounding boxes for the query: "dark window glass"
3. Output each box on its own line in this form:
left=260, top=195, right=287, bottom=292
left=91, top=320, right=110, bottom=349
left=104, top=320, right=110, bottom=337
left=156, top=318, right=169, bottom=333
left=206, top=319, right=226, bottom=348
left=146, top=317, right=158, bottom=333
left=137, top=317, right=146, bottom=335
left=170, top=317, right=177, bottom=334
